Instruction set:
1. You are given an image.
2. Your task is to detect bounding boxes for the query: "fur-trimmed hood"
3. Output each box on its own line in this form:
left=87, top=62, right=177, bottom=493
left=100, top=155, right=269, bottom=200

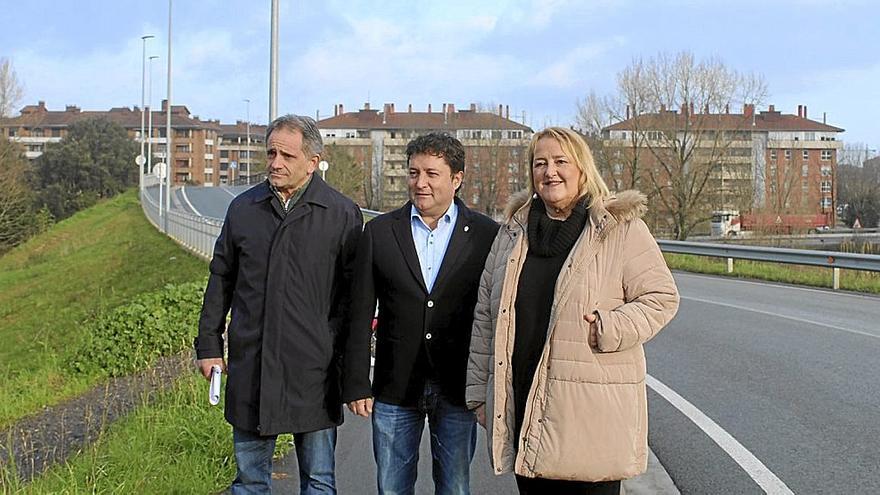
left=503, top=189, right=648, bottom=228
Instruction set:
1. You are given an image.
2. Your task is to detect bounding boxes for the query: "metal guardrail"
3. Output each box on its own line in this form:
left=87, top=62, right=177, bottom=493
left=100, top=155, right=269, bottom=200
left=138, top=186, right=880, bottom=289
left=659, top=239, right=880, bottom=290
left=141, top=185, right=221, bottom=261
left=658, top=240, right=880, bottom=272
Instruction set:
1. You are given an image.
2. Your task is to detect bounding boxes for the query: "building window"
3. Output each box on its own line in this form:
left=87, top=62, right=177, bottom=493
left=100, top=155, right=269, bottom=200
left=32, top=128, right=44, bottom=137
left=7, top=128, right=15, bottom=137
left=220, top=150, right=229, bottom=158
left=784, top=149, right=792, bottom=160
left=647, top=131, right=662, bottom=141
left=821, top=198, right=833, bottom=208
left=802, top=164, right=809, bottom=177
left=802, top=179, right=809, bottom=191
left=471, top=130, right=482, bottom=139
left=770, top=150, right=777, bottom=160
left=508, top=131, right=522, bottom=139
left=820, top=181, right=832, bottom=193
left=821, top=150, right=832, bottom=161
left=821, top=166, right=832, bottom=176
left=345, top=132, right=355, bottom=138
left=52, top=129, right=62, bottom=137
left=803, top=150, right=809, bottom=160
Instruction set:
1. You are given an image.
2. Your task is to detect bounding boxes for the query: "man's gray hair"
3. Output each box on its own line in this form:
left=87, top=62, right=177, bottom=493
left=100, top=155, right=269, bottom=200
left=265, top=114, right=324, bottom=157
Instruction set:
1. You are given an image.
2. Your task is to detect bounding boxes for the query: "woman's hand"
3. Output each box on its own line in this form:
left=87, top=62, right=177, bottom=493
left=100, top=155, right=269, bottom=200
left=584, top=313, right=599, bottom=348
left=474, top=404, right=487, bottom=428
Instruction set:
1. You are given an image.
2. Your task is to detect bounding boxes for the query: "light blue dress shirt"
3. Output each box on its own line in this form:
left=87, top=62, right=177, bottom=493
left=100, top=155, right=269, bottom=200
left=411, top=201, right=459, bottom=293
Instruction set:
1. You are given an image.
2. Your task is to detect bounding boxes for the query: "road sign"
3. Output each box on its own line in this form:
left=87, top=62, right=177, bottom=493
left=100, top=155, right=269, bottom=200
left=318, top=160, right=329, bottom=172
left=154, top=162, right=167, bottom=179
left=230, top=161, right=238, bottom=170
left=135, top=155, right=146, bottom=166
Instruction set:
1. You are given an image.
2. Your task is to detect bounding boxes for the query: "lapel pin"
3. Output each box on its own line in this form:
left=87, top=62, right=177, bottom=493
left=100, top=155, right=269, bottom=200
left=464, top=226, right=470, bottom=232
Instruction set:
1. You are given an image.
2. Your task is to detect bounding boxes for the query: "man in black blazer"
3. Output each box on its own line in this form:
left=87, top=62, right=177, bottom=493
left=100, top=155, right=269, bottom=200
left=343, top=133, right=498, bottom=494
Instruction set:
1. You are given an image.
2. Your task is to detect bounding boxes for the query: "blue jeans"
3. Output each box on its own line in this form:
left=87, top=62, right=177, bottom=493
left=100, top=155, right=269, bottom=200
left=231, top=426, right=337, bottom=494
left=372, top=382, right=477, bottom=495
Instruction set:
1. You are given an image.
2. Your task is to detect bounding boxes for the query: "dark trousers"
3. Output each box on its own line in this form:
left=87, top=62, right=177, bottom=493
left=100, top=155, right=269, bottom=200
left=515, top=475, right=621, bottom=495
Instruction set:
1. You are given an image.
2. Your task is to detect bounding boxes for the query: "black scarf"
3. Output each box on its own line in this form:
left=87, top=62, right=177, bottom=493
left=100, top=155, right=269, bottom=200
left=527, top=196, right=589, bottom=257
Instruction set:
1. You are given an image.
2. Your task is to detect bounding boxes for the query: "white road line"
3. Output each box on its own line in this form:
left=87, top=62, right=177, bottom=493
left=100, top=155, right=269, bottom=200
left=673, top=271, right=880, bottom=301
left=219, top=186, right=237, bottom=198
left=646, top=374, right=794, bottom=495
left=179, top=186, right=203, bottom=216
left=681, top=295, right=879, bottom=340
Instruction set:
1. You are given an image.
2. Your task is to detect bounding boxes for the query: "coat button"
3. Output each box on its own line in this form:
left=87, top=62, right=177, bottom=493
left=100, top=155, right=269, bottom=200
left=427, top=300, right=434, bottom=308
left=497, top=414, right=501, bottom=419
left=426, top=333, right=432, bottom=340
left=498, top=361, right=503, bottom=366
left=501, top=308, right=507, bottom=314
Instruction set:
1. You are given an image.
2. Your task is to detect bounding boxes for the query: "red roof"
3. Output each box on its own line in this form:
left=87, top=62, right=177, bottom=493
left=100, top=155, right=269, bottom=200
left=0, top=102, right=222, bottom=131
left=604, top=109, right=844, bottom=133
left=319, top=109, right=532, bottom=132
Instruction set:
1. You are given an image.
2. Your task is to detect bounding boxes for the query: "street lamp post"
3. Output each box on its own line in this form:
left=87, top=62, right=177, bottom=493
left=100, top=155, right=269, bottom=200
left=269, top=0, right=279, bottom=121
left=139, top=35, right=154, bottom=196
left=148, top=55, right=159, bottom=215
left=244, top=98, right=251, bottom=185
left=164, top=0, right=173, bottom=232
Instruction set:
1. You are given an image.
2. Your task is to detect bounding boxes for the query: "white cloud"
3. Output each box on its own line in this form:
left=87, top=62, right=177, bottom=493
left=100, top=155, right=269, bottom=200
left=527, top=36, right=627, bottom=89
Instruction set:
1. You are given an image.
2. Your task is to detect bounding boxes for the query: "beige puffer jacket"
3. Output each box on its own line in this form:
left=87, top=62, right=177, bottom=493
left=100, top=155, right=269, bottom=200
left=466, top=190, right=679, bottom=481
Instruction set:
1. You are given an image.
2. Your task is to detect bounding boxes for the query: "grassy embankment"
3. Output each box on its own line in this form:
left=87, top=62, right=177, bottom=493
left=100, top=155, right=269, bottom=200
left=0, top=190, right=263, bottom=492
left=0, top=190, right=205, bottom=427
left=664, top=253, right=880, bottom=294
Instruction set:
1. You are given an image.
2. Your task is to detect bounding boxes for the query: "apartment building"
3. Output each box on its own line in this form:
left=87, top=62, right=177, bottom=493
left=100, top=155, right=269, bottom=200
left=601, top=104, right=844, bottom=225
left=217, top=121, right=267, bottom=185
left=0, top=100, right=223, bottom=186
left=318, top=102, right=533, bottom=214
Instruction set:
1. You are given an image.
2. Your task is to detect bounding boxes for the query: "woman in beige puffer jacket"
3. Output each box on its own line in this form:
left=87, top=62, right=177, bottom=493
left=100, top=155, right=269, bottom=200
left=466, top=127, right=679, bottom=494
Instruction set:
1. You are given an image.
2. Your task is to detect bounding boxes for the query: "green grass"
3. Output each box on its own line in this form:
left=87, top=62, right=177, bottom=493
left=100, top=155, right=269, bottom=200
left=0, top=190, right=206, bottom=428
left=665, top=253, right=880, bottom=294
left=9, top=372, right=233, bottom=494
left=5, top=372, right=292, bottom=494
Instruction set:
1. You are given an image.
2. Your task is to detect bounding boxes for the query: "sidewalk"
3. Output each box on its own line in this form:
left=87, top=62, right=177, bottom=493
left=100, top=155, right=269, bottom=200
left=271, top=409, right=679, bottom=494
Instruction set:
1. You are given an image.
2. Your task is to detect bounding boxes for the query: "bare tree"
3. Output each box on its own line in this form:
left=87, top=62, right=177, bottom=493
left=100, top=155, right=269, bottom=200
left=0, top=57, right=24, bottom=118
left=459, top=103, right=530, bottom=218
left=838, top=144, right=880, bottom=228
left=594, top=51, right=767, bottom=239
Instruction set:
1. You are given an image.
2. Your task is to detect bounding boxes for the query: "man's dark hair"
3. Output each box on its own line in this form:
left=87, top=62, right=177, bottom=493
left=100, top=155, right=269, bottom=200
left=405, top=132, right=465, bottom=174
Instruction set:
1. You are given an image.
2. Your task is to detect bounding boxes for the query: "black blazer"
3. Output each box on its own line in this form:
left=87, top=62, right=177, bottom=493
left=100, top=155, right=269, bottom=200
left=342, top=197, right=498, bottom=406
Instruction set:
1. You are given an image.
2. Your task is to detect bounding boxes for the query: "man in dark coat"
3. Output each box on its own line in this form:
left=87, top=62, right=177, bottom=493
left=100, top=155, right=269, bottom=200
left=342, top=133, right=498, bottom=494
left=195, top=114, right=362, bottom=494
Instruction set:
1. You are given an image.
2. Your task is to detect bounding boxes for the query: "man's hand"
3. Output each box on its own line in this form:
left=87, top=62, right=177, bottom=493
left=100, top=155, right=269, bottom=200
left=584, top=313, right=599, bottom=349
left=474, top=404, right=486, bottom=428
left=347, top=397, right=374, bottom=417
left=197, top=358, right=226, bottom=380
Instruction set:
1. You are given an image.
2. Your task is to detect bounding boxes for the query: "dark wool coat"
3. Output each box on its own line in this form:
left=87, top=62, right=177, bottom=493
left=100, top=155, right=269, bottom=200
left=342, top=197, right=498, bottom=407
left=196, top=176, right=362, bottom=435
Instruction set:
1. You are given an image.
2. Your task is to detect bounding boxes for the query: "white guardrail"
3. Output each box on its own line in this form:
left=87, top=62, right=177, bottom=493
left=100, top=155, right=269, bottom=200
left=140, top=186, right=222, bottom=260
left=139, top=187, right=880, bottom=289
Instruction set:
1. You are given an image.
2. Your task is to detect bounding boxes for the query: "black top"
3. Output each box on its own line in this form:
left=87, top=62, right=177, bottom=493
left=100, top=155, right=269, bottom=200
left=342, top=198, right=499, bottom=407
left=512, top=198, right=588, bottom=443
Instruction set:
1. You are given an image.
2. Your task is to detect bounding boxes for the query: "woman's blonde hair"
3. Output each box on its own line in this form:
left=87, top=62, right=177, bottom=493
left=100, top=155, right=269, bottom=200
left=527, top=127, right=610, bottom=209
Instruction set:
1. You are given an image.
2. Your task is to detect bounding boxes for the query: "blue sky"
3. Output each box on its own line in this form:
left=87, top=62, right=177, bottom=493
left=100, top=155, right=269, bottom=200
left=2, top=0, right=878, bottom=149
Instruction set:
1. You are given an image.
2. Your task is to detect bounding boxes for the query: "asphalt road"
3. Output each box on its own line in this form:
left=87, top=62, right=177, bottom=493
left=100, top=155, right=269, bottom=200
left=166, top=186, right=880, bottom=493
left=646, top=272, right=880, bottom=494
